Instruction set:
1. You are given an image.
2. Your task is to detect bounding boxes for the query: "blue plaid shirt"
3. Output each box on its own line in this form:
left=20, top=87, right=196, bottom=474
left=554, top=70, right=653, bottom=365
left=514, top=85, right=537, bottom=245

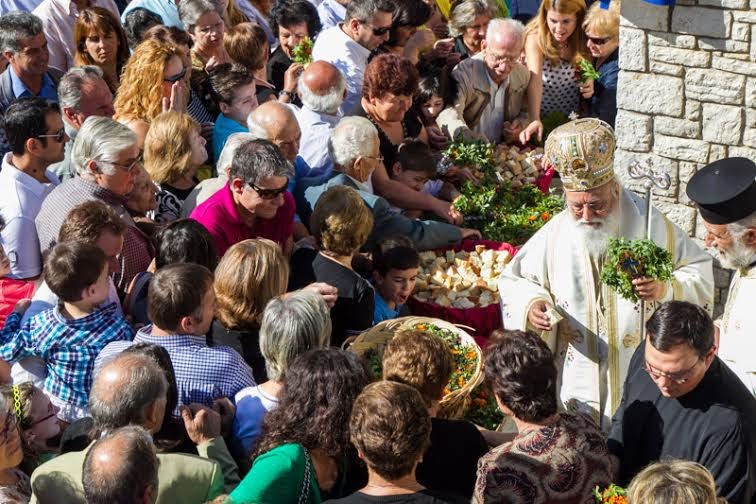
left=0, top=303, right=133, bottom=409
left=95, top=326, right=256, bottom=416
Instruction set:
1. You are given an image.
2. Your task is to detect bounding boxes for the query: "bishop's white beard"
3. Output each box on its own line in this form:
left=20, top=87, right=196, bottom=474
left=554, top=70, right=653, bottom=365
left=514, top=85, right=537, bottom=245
left=709, top=234, right=756, bottom=270
left=568, top=207, right=621, bottom=259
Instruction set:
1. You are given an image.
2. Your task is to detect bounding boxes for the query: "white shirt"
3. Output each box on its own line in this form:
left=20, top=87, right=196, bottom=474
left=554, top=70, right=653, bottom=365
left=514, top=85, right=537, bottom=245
left=476, top=72, right=509, bottom=143
left=312, top=25, right=370, bottom=116
left=293, top=105, right=341, bottom=178
left=0, top=152, right=59, bottom=279
left=32, top=0, right=119, bottom=72
left=317, top=0, right=346, bottom=30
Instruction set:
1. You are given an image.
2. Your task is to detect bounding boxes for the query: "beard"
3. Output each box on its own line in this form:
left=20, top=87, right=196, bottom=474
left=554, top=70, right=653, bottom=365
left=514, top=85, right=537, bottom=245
left=568, top=207, right=621, bottom=258
left=709, top=234, right=756, bottom=270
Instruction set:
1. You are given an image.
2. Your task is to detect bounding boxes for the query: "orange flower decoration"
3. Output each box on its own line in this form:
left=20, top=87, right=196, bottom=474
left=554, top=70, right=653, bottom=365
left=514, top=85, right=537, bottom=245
left=541, top=212, right=551, bottom=221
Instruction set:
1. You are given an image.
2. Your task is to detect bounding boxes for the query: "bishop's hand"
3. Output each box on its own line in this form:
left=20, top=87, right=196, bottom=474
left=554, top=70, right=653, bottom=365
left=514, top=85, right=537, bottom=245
left=632, top=276, right=667, bottom=302
left=528, top=300, right=553, bottom=331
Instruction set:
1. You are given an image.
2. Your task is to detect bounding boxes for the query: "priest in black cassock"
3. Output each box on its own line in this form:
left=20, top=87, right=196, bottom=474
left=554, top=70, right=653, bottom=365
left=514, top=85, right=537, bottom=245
left=608, top=301, right=756, bottom=504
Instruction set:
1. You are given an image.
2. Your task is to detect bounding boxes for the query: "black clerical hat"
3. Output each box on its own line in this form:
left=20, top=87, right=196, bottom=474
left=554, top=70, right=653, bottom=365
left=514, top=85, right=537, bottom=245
left=686, top=157, right=756, bottom=225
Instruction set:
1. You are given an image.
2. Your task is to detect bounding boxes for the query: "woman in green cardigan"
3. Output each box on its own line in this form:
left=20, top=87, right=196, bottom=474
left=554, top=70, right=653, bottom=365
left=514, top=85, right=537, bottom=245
left=229, top=348, right=371, bottom=504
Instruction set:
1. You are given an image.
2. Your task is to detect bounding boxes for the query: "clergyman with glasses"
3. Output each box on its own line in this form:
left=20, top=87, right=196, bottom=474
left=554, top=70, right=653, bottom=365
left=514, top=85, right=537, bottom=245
left=437, top=18, right=540, bottom=144
left=607, top=300, right=756, bottom=504
left=498, top=118, right=714, bottom=431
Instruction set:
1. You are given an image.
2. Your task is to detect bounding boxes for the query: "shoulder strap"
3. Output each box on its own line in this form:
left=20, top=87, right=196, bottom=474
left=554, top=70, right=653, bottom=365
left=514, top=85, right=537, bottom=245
left=298, top=448, right=313, bottom=504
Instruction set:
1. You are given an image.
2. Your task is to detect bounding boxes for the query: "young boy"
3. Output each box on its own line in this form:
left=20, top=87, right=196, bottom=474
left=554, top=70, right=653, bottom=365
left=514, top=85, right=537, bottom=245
left=390, top=140, right=460, bottom=219
left=372, top=237, right=420, bottom=324
left=95, top=263, right=255, bottom=415
left=0, top=241, right=133, bottom=422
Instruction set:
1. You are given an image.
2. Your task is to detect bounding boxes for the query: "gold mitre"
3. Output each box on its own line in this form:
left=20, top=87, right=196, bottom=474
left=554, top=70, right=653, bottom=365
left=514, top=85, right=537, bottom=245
left=544, top=118, right=616, bottom=191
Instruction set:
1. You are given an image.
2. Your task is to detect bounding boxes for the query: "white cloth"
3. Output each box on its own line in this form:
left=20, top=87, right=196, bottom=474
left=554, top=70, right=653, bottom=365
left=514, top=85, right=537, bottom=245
left=0, top=153, right=59, bottom=279
left=498, top=188, right=714, bottom=430
left=312, top=25, right=370, bottom=116
left=292, top=105, right=340, bottom=178
left=32, top=0, right=119, bottom=72
left=476, top=72, right=508, bottom=143
left=232, top=385, right=280, bottom=455
left=717, top=262, right=756, bottom=396
left=317, top=0, right=346, bottom=30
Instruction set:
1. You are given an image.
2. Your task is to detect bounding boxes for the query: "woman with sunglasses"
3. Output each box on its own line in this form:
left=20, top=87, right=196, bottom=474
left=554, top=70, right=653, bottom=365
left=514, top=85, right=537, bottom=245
left=581, top=1, right=619, bottom=127
left=114, top=39, right=188, bottom=149
left=0, top=383, right=60, bottom=476
left=0, top=394, right=30, bottom=502
left=73, top=8, right=130, bottom=95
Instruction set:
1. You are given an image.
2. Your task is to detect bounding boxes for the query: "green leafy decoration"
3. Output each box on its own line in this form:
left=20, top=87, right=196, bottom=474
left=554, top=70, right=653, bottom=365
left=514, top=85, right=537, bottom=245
left=600, top=237, right=674, bottom=303
left=577, top=57, right=601, bottom=82
left=291, top=37, right=313, bottom=65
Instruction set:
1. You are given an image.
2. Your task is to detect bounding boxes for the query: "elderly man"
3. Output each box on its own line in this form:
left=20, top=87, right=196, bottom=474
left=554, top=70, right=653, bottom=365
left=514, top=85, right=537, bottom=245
left=49, top=66, right=115, bottom=181
left=293, top=60, right=345, bottom=178
left=686, top=157, right=756, bottom=396
left=304, top=116, right=479, bottom=251
left=82, top=426, right=159, bottom=504
left=35, top=117, right=154, bottom=291
left=30, top=352, right=239, bottom=503
left=438, top=18, right=540, bottom=144
left=498, top=119, right=714, bottom=430
left=608, top=301, right=756, bottom=504
left=191, top=138, right=295, bottom=256
left=312, top=0, right=394, bottom=115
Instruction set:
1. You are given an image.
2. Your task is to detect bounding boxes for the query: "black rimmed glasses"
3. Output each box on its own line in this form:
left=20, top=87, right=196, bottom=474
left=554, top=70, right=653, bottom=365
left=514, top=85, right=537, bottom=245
left=164, top=66, right=187, bottom=83
left=247, top=179, right=289, bottom=199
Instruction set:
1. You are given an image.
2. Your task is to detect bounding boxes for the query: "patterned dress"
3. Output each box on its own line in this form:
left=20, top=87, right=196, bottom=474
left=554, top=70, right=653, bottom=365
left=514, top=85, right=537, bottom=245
left=541, top=58, right=581, bottom=117
left=473, top=412, right=618, bottom=503
left=0, top=469, right=32, bottom=503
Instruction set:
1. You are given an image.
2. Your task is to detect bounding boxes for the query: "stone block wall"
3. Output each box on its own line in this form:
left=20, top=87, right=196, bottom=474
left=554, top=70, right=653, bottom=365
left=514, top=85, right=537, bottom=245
left=614, top=0, right=756, bottom=316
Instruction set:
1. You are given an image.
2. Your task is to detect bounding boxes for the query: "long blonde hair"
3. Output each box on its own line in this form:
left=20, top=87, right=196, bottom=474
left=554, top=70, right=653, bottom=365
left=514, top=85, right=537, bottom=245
left=144, top=111, right=200, bottom=185
left=214, top=239, right=290, bottom=330
left=526, top=0, right=586, bottom=64
left=114, top=39, right=184, bottom=124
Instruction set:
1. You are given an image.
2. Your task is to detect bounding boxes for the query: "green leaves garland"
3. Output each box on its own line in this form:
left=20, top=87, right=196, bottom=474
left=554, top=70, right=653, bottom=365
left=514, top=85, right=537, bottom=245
left=600, top=238, right=674, bottom=303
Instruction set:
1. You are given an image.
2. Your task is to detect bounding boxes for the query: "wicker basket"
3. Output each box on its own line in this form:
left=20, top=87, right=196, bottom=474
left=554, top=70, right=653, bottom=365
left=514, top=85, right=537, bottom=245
left=346, top=316, right=484, bottom=420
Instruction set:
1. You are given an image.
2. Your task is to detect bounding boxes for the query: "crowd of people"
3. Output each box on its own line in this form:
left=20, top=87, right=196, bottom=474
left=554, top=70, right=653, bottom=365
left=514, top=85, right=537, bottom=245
left=0, top=0, right=752, bottom=502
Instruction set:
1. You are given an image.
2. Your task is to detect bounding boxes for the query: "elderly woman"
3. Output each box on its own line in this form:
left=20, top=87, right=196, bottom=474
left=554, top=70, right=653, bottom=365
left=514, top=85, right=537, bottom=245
left=225, top=23, right=278, bottom=104
left=582, top=1, right=619, bottom=127
left=113, top=39, right=188, bottom=148
left=473, top=330, right=617, bottom=503
left=232, top=290, right=331, bottom=459
left=267, top=0, right=322, bottom=107
left=125, top=165, right=159, bottom=236
left=73, top=7, right=130, bottom=94
left=35, top=117, right=154, bottom=291
left=229, top=348, right=370, bottom=504
left=449, top=0, right=496, bottom=59
left=179, top=0, right=229, bottom=80
left=520, top=0, right=587, bottom=142
left=335, top=381, right=465, bottom=503
left=144, top=111, right=208, bottom=223
left=0, top=394, right=30, bottom=501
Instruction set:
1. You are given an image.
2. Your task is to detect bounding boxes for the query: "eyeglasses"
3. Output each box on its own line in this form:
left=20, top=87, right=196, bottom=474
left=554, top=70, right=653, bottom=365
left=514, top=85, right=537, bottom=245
left=164, top=66, right=187, bottom=83
left=36, top=129, right=67, bottom=143
left=361, top=21, right=391, bottom=36
left=363, top=155, right=384, bottom=163
left=587, top=36, right=611, bottom=45
left=488, top=53, right=520, bottom=65
left=247, top=179, right=289, bottom=199
left=567, top=200, right=611, bottom=215
left=644, top=359, right=700, bottom=385
left=101, top=155, right=143, bottom=174
left=0, top=413, right=17, bottom=441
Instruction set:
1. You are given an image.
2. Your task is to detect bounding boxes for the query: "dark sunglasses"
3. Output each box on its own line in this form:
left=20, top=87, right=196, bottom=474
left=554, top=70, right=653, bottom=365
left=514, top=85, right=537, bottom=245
left=164, top=66, right=187, bottom=83
left=587, top=36, right=611, bottom=45
left=248, top=179, right=289, bottom=199
left=36, top=129, right=66, bottom=143
left=361, top=21, right=391, bottom=36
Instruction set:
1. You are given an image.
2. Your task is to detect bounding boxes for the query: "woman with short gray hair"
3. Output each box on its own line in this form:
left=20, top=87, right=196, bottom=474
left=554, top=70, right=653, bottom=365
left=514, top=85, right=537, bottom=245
left=449, top=0, right=497, bottom=58
left=231, top=289, right=331, bottom=459
left=179, top=0, right=230, bottom=78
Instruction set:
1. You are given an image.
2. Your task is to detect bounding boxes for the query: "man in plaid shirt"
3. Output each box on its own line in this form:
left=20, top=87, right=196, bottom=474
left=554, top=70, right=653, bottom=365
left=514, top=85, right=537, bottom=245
left=95, top=263, right=255, bottom=416
left=0, top=242, right=132, bottom=422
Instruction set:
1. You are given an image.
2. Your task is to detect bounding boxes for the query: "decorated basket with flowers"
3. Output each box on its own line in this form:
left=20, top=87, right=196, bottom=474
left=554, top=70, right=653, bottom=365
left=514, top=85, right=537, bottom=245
left=600, top=237, right=674, bottom=303
left=593, top=484, right=627, bottom=504
left=346, top=317, right=484, bottom=420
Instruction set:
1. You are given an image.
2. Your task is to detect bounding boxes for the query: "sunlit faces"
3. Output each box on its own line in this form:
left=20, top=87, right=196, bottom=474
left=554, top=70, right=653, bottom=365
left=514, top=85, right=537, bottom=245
left=392, top=164, right=428, bottom=192
left=7, top=33, right=49, bottom=76
left=546, top=10, right=577, bottom=44
left=585, top=28, right=618, bottom=59
left=72, top=77, right=115, bottom=123
left=374, top=267, right=420, bottom=308
left=25, top=390, right=61, bottom=450
left=220, top=81, right=258, bottom=125
left=98, top=144, right=141, bottom=196
left=84, top=29, right=118, bottom=65
left=481, top=34, right=523, bottom=83
left=37, top=112, right=69, bottom=163
left=126, top=166, right=158, bottom=215
left=94, top=229, right=124, bottom=276
left=279, top=21, right=309, bottom=59
left=189, top=128, right=209, bottom=167
left=161, top=55, right=186, bottom=98
left=643, top=338, right=714, bottom=398
left=354, top=11, right=392, bottom=50
left=368, top=92, right=413, bottom=123
left=235, top=175, right=289, bottom=220
left=702, top=220, right=756, bottom=270
left=269, top=122, right=301, bottom=163
left=420, top=94, right=444, bottom=123
left=462, top=14, right=490, bottom=54
left=193, top=11, right=225, bottom=51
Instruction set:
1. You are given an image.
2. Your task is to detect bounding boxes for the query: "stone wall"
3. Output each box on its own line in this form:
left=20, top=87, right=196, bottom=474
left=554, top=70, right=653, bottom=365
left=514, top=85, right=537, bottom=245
left=614, top=0, right=756, bottom=316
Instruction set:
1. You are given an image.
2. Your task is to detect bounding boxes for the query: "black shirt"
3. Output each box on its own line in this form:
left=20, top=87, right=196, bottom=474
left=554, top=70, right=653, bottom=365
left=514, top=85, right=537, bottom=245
left=357, top=106, right=424, bottom=171
left=608, top=346, right=756, bottom=504
left=207, top=319, right=267, bottom=383
left=324, top=489, right=467, bottom=504
left=266, top=45, right=302, bottom=107
left=416, top=418, right=489, bottom=499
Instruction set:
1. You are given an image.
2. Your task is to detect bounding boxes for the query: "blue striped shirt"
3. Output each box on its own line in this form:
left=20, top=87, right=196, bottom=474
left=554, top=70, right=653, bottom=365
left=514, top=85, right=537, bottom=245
left=0, top=303, right=133, bottom=409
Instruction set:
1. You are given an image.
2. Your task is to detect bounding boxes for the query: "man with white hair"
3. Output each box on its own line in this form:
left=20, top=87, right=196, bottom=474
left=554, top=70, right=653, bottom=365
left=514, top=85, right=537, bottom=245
left=438, top=18, right=541, bottom=143
left=498, top=119, right=714, bottom=430
left=304, top=116, right=480, bottom=250
left=686, top=157, right=756, bottom=395
left=293, top=60, right=345, bottom=178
